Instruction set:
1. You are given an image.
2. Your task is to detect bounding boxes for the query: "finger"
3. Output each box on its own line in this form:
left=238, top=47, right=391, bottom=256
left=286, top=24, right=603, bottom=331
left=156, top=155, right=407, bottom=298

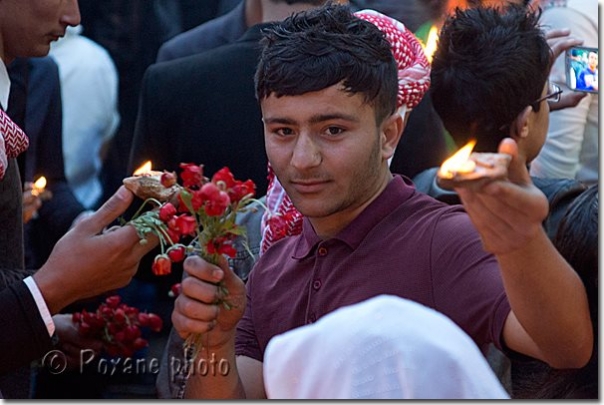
left=181, top=274, right=220, bottom=305
left=172, top=303, right=218, bottom=337
left=183, top=255, right=224, bottom=284
left=216, top=255, right=241, bottom=290
left=550, top=91, right=587, bottom=111
left=497, top=138, right=530, bottom=185
left=548, top=37, right=584, bottom=60
left=77, top=186, right=134, bottom=235
left=544, top=27, right=571, bottom=40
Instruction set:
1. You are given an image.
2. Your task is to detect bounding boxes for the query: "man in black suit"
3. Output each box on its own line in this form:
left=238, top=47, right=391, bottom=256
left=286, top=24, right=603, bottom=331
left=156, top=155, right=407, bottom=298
left=0, top=0, right=157, bottom=395
left=8, top=57, right=88, bottom=270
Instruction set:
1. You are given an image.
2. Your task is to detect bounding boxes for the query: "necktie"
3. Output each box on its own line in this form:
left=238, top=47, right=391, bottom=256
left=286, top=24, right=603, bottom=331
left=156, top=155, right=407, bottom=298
left=0, top=108, right=29, bottom=179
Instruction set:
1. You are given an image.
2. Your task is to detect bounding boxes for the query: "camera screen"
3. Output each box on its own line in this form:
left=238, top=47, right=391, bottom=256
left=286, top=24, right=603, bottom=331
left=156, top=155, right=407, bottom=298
left=566, top=47, right=598, bottom=93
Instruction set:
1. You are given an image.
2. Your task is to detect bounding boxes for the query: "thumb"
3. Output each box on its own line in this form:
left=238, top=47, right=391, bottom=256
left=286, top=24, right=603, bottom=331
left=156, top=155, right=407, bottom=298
left=498, top=138, right=530, bottom=185
left=216, top=255, right=241, bottom=288
left=78, top=186, right=134, bottom=234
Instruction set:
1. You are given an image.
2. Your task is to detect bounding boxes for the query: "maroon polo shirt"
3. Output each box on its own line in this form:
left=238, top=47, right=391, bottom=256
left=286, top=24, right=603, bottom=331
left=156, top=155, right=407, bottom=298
left=235, top=175, right=511, bottom=361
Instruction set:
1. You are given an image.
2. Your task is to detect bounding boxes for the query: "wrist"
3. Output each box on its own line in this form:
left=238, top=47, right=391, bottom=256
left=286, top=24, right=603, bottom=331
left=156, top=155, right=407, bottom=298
left=32, top=266, right=76, bottom=315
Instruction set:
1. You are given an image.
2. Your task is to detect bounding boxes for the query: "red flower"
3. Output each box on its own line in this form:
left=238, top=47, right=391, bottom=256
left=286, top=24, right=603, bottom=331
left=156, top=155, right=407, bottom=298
left=72, top=295, right=162, bottom=358
left=161, top=170, right=177, bottom=187
left=169, top=283, right=182, bottom=298
left=200, top=183, right=230, bottom=216
left=147, top=313, right=163, bottom=332
left=206, top=236, right=237, bottom=258
left=167, top=245, right=186, bottom=263
left=191, top=188, right=205, bottom=212
left=212, top=167, right=237, bottom=190
left=166, top=228, right=181, bottom=244
left=175, top=214, right=197, bottom=236
left=229, top=179, right=256, bottom=204
left=152, top=254, right=172, bottom=276
left=105, top=295, right=121, bottom=309
left=159, top=202, right=177, bottom=222
left=179, top=163, right=204, bottom=189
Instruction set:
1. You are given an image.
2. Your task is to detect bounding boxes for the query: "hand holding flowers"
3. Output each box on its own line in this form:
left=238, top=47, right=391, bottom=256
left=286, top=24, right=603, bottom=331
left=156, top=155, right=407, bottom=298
left=124, top=163, right=258, bottom=360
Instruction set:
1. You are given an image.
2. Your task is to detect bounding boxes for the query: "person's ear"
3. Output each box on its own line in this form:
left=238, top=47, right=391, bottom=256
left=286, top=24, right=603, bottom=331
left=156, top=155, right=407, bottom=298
left=381, top=110, right=405, bottom=160
left=510, top=106, right=532, bottom=142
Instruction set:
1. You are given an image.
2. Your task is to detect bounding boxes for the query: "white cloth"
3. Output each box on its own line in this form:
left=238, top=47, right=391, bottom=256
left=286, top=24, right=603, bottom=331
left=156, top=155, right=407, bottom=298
left=530, top=0, right=598, bottom=184
left=263, top=295, right=510, bottom=399
left=49, top=25, right=120, bottom=208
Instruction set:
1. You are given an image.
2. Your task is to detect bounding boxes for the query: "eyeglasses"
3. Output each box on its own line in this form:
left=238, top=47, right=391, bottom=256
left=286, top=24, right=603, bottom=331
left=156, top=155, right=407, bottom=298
left=499, top=81, right=563, bottom=132
left=530, top=82, right=562, bottom=112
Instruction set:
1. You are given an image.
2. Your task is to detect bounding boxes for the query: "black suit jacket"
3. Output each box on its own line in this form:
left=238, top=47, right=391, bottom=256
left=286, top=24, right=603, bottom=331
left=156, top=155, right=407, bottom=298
left=0, top=281, right=53, bottom=376
left=156, top=0, right=247, bottom=63
left=129, top=23, right=270, bottom=194
left=8, top=57, right=85, bottom=269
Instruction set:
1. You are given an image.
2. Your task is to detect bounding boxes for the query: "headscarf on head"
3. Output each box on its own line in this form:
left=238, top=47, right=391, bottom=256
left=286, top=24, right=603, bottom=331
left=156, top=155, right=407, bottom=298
left=260, top=9, right=430, bottom=255
left=264, top=295, right=510, bottom=399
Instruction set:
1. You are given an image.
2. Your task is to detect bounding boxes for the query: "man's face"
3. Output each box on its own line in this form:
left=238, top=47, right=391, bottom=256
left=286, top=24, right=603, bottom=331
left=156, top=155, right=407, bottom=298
left=0, top=0, right=80, bottom=63
left=262, top=83, right=393, bottom=234
left=588, top=52, right=598, bottom=70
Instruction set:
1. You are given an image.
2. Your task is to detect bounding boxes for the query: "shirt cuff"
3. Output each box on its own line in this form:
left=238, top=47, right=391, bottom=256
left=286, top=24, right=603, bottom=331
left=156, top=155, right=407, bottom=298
left=23, top=276, right=56, bottom=337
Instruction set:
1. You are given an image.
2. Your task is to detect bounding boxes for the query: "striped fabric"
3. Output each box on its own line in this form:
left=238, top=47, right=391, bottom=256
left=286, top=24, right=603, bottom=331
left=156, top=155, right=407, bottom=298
left=0, top=109, right=29, bottom=179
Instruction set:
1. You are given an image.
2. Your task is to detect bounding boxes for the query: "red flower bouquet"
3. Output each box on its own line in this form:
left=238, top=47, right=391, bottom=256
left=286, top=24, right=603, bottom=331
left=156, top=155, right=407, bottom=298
left=72, top=295, right=163, bottom=358
left=125, top=163, right=258, bottom=358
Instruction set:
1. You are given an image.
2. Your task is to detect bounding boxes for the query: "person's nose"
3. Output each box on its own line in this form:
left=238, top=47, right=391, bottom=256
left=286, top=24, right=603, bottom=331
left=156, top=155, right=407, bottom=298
left=290, top=133, right=322, bottom=170
left=61, top=0, right=81, bottom=28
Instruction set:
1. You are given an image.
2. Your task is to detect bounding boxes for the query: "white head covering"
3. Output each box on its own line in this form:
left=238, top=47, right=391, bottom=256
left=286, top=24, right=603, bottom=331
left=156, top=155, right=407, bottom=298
left=263, top=295, right=510, bottom=399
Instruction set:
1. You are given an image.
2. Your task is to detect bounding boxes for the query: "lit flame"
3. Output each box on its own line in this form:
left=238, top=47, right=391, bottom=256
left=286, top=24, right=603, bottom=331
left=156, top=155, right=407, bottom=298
left=133, top=161, right=152, bottom=176
left=438, top=140, right=477, bottom=179
left=32, top=176, right=47, bottom=196
left=423, top=25, right=439, bottom=63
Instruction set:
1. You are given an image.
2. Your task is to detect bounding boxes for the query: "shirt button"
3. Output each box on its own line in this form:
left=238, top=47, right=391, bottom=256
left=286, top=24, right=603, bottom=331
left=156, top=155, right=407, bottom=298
left=312, top=279, right=322, bottom=290
left=318, top=247, right=328, bottom=256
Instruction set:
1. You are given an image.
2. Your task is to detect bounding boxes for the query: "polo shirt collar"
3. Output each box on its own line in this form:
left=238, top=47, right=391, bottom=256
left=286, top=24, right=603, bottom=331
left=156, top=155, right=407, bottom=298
left=292, top=175, right=416, bottom=259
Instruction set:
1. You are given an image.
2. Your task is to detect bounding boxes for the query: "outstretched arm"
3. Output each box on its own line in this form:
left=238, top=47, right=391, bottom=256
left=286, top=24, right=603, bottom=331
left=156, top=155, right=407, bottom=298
left=456, top=138, right=592, bottom=368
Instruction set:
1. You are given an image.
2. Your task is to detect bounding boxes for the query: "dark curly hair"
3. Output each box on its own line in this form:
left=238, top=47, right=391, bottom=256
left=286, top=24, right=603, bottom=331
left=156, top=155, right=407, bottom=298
left=255, top=2, right=398, bottom=124
left=430, top=4, right=552, bottom=152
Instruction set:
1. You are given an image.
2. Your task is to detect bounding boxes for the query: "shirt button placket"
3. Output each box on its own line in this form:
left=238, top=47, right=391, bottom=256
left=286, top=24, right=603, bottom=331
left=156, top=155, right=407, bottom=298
left=308, top=245, right=328, bottom=324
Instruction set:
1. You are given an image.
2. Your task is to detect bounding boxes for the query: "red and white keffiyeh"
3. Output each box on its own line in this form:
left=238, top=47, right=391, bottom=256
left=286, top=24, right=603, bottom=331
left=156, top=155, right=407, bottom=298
left=0, top=108, right=29, bottom=179
left=260, top=10, right=431, bottom=255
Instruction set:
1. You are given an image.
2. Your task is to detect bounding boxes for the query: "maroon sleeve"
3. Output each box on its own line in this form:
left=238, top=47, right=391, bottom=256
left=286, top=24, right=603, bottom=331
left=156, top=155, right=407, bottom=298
left=430, top=209, right=511, bottom=352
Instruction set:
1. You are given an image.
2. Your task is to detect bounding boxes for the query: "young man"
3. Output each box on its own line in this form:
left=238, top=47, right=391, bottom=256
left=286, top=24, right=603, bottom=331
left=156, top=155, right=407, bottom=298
left=0, top=0, right=156, bottom=383
left=171, top=3, right=592, bottom=399
left=414, top=4, right=587, bottom=238
left=424, top=5, right=594, bottom=396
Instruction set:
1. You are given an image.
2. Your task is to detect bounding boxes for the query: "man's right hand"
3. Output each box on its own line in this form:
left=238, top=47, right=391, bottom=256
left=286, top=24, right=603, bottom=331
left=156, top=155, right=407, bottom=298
left=33, top=186, right=158, bottom=314
left=172, top=255, right=247, bottom=350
